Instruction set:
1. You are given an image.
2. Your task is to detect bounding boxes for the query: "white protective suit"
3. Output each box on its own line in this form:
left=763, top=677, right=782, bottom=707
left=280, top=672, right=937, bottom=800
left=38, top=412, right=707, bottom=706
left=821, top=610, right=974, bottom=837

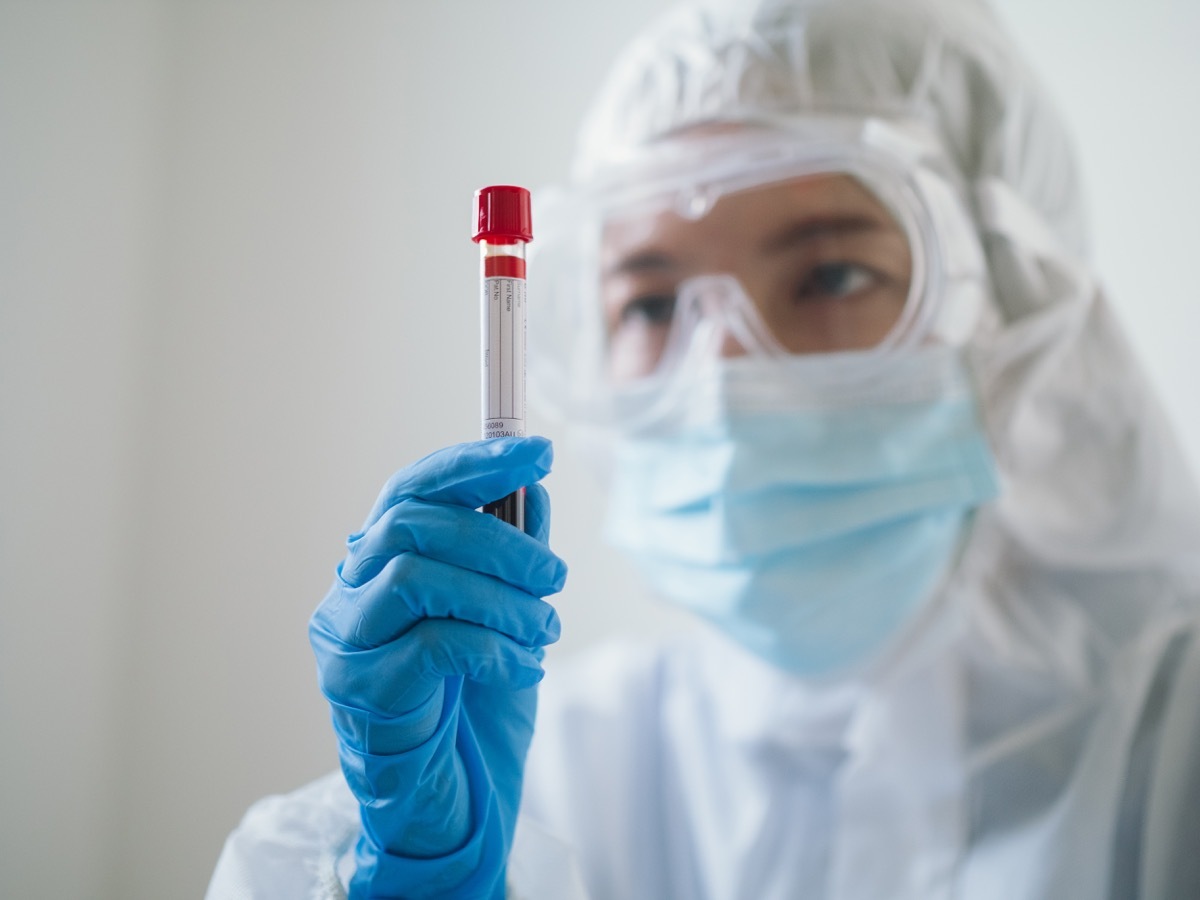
left=207, top=0, right=1200, bottom=898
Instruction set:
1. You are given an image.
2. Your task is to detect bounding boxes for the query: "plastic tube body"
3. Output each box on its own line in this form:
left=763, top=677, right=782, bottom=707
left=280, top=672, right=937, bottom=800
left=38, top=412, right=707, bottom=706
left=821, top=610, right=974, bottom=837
left=480, top=239, right=527, bottom=528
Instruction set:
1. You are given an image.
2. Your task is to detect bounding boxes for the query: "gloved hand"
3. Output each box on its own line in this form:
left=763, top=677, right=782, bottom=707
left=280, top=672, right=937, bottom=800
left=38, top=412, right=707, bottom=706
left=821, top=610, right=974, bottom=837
left=309, top=436, right=567, bottom=899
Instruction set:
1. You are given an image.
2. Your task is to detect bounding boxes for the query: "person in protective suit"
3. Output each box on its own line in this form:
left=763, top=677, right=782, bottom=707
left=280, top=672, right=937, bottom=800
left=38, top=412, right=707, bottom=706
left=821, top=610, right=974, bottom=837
left=207, top=0, right=1200, bottom=897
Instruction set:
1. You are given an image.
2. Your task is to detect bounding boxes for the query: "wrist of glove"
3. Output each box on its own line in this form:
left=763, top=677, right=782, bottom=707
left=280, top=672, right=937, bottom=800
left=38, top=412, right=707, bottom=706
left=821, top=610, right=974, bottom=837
left=339, top=679, right=502, bottom=897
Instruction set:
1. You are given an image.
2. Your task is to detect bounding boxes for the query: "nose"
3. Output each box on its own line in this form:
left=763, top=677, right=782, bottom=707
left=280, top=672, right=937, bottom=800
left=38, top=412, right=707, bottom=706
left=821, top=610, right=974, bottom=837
left=680, top=273, right=785, bottom=364
left=718, top=331, right=750, bottom=359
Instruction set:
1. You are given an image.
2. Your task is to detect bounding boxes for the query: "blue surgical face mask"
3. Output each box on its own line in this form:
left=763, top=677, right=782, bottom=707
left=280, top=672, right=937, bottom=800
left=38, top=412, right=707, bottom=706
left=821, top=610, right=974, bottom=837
left=604, top=346, right=1000, bottom=678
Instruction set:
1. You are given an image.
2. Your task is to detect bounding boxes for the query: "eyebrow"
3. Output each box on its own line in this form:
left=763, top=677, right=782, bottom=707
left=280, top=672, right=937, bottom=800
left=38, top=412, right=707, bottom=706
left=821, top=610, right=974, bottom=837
left=758, top=215, right=887, bottom=255
left=604, top=250, right=678, bottom=278
left=604, top=215, right=891, bottom=278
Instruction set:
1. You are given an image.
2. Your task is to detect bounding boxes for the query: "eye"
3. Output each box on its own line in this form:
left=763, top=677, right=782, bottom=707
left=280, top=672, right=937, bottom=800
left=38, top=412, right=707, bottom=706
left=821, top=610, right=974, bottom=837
left=795, top=262, right=878, bottom=302
left=617, top=293, right=676, bottom=327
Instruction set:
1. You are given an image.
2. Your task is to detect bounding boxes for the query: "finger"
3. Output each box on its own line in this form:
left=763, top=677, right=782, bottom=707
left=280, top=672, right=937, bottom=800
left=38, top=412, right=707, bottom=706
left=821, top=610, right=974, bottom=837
left=312, top=618, right=545, bottom=719
left=314, top=554, right=561, bottom=650
left=341, top=498, right=567, bottom=595
left=359, top=436, right=553, bottom=532
left=524, top=482, right=552, bottom=544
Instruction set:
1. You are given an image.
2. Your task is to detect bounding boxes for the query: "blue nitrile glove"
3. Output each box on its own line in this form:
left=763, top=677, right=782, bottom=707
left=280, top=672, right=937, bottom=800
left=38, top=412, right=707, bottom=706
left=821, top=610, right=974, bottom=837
left=308, top=436, right=567, bottom=899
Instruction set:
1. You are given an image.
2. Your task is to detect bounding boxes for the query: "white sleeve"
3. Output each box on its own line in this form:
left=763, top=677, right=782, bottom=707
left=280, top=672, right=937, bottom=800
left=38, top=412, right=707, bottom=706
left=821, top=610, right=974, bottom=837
left=204, top=770, right=358, bottom=900
left=204, top=769, right=590, bottom=900
left=507, top=815, right=592, bottom=900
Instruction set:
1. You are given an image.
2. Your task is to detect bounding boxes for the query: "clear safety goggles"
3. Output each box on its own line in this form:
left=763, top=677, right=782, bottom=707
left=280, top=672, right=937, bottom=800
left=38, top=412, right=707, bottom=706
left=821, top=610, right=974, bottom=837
left=529, top=117, right=988, bottom=432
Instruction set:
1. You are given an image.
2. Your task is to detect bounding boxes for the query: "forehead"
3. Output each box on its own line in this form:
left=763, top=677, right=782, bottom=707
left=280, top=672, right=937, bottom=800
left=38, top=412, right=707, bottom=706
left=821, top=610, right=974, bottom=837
left=600, top=173, right=902, bottom=268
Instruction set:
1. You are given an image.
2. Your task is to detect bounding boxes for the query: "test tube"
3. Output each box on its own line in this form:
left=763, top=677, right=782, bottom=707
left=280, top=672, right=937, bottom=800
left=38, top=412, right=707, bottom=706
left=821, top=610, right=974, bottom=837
left=473, top=184, right=532, bottom=529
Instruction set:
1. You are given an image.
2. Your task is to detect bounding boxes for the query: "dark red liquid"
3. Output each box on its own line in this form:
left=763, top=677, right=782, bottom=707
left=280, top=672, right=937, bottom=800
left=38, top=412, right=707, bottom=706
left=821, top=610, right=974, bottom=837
left=484, top=488, right=524, bottom=530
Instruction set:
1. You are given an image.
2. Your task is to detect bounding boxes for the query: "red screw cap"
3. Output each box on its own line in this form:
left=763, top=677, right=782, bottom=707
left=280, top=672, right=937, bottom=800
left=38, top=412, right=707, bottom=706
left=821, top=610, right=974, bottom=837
left=473, top=185, right=533, bottom=244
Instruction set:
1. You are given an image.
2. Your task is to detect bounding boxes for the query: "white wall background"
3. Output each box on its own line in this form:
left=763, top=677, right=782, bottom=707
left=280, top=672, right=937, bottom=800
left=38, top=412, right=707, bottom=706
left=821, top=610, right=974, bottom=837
left=1, top=2, right=1196, bottom=898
